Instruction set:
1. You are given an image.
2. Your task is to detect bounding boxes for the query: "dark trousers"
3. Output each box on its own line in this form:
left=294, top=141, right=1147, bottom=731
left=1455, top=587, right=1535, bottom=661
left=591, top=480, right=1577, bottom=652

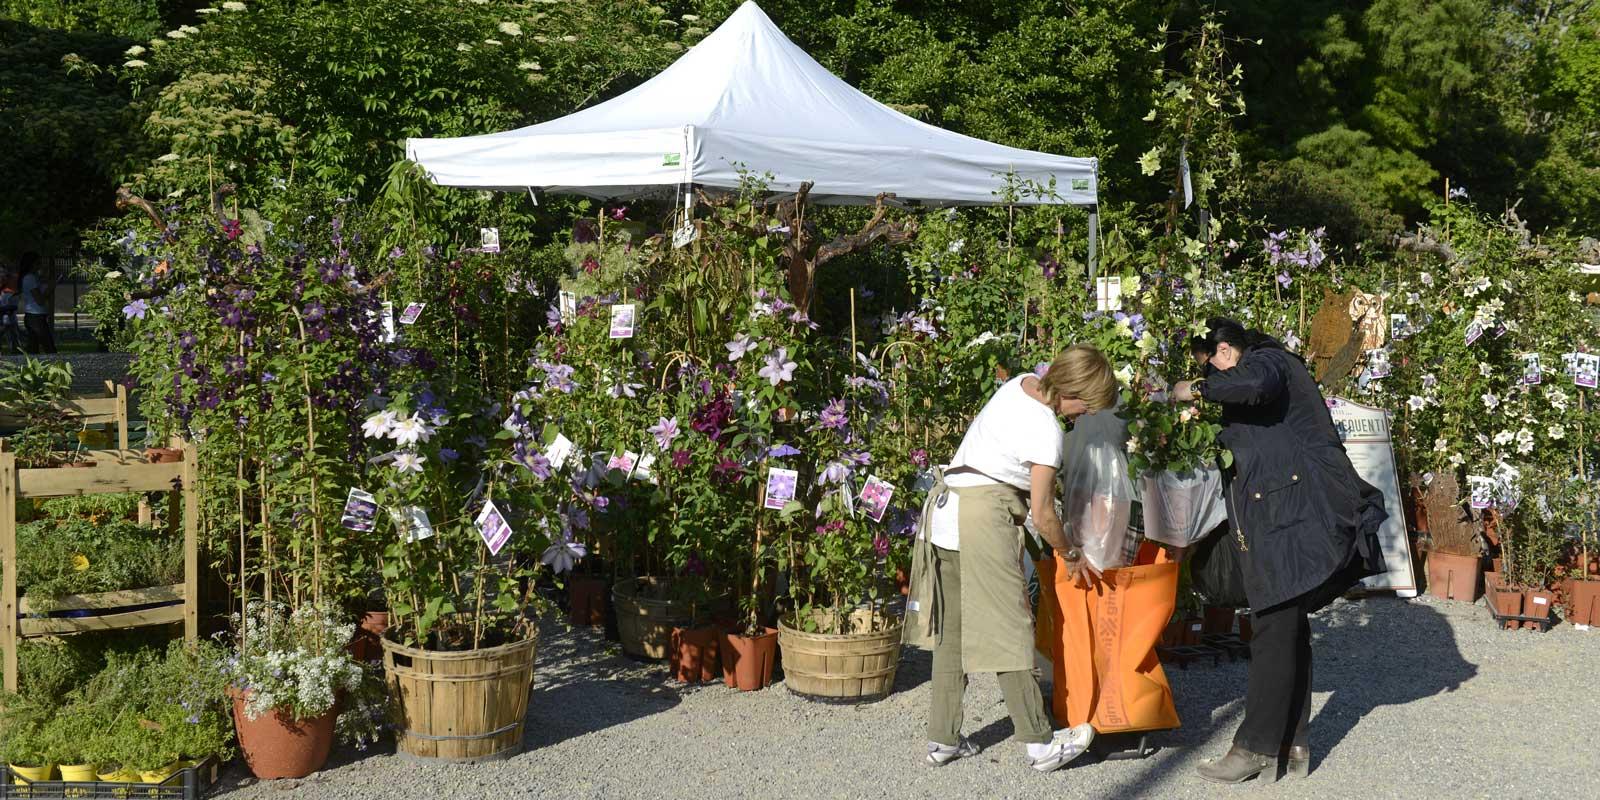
left=1234, top=595, right=1313, bottom=756
left=0, top=310, right=20, bottom=353
left=24, top=313, right=54, bottom=354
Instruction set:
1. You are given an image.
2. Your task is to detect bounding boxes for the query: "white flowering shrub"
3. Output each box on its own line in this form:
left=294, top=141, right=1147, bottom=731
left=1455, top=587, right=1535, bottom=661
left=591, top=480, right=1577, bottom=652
left=221, top=602, right=376, bottom=736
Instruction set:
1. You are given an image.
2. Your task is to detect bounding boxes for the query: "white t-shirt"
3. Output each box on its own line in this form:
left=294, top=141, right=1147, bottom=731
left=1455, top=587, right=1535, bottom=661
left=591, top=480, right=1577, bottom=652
left=928, top=376, right=1064, bottom=551
left=19, top=273, right=46, bottom=316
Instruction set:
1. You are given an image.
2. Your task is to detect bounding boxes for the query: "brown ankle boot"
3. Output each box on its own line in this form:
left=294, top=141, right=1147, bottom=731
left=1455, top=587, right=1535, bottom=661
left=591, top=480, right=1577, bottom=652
left=1196, top=745, right=1280, bottom=784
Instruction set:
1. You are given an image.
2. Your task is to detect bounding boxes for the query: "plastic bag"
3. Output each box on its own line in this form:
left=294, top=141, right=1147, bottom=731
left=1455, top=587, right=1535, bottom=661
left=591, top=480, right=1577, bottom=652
left=1141, top=467, right=1227, bottom=547
left=1059, top=407, right=1135, bottom=571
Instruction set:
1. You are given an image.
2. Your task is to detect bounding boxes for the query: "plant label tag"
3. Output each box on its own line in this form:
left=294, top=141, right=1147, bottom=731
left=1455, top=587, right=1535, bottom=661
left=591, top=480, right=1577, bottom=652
left=1095, top=276, right=1122, bottom=312
left=764, top=467, right=798, bottom=510
left=480, top=227, right=500, bottom=254
left=1523, top=353, right=1542, bottom=385
left=1389, top=313, right=1410, bottom=340
left=608, top=303, right=636, bottom=339
left=1467, top=476, right=1493, bottom=510
left=1190, top=623, right=1202, bottom=633
left=544, top=434, right=574, bottom=471
left=1366, top=349, right=1391, bottom=379
left=558, top=290, right=577, bottom=324
left=1465, top=321, right=1484, bottom=346
left=672, top=220, right=698, bottom=249
left=1533, top=596, right=1549, bottom=606
left=475, top=498, right=512, bottom=556
left=606, top=451, right=638, bottom=475
left=340, top=488, right=378, bottom=532
left=374, top=301, right=397, bottom=343
left=1576, top=353, right=1599, bottom=389
left=398, top=302, right=425, bottom=325
left=1576, top=624, right=1591, bottom=631
left=860, top=475, right=895, bottom=523
left=391, top=506, right=434, bottom=543
left=632, top=452, right=657, bottom=485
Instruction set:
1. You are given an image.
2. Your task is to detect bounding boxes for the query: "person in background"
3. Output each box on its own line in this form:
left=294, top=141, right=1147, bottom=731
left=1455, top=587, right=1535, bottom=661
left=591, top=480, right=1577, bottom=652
left=0, top=264, right=21, bottom=354
left=1171, top=318, right=1385, bottom=784
left=905, top=345, right=1118, bottom=773
left=18, top=253, right=55, bottom=354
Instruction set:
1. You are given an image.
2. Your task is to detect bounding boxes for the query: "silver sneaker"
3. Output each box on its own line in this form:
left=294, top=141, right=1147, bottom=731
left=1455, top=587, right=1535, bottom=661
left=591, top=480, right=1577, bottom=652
left=1027, top=724, right=1095, bottom=772
left=926, top=736, right=980, bottom=766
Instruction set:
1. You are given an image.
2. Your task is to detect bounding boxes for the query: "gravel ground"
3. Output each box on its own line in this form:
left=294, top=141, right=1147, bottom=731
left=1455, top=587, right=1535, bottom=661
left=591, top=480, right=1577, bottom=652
left=213, top=595, right=1599, bottom=800
left=1, top=352, right=132, bottom=396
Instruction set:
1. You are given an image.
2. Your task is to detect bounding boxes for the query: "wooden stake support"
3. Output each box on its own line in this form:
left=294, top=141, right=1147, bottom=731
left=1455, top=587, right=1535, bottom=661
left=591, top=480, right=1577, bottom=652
left=0, top=443, right=199, bottom=691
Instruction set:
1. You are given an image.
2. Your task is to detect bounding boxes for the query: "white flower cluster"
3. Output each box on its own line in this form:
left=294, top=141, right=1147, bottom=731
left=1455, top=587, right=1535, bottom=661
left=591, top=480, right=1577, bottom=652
left=230, top=602, right=363, bottom=721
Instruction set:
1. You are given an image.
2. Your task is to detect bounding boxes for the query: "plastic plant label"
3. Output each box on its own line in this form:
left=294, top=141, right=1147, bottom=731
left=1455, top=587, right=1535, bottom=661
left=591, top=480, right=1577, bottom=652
left=476, top=498, right=512, bottom=556
left=480, top=227, right=500, bottom=254
left=398, top=302, right=425, bottom=325
left=609, top=304, right=636, bottom=338
left=1366, top=349, right=1391, bottom=379
left=1095, top=276, right=1122, bottom=312
left=860, top=474, right=895, bottom=523
left=1390, top=313, right=1410, bottom=339
left=558, top=290, right=576, bottom=324
left=1576, top=353, right=1600, bottom=389
left=340, top=488, right=378, bottom=532
left=672, top=221, right=699, bottom=249
left=391, top=506, right=434, bottom=543
left=1533, top=596, right=1549, bottom=605
left=1465, top=321, right=1484, bottom=346
left=1523, top=353, right=1542, bottom=385
left=764, top=467, right=798, bottom=511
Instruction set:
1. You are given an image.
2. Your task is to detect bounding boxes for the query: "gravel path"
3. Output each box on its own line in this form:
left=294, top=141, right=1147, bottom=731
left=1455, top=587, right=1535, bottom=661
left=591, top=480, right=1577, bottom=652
left=213, top=595, right=1599, bottom=800
left=1, top=352, right=132, bottom=396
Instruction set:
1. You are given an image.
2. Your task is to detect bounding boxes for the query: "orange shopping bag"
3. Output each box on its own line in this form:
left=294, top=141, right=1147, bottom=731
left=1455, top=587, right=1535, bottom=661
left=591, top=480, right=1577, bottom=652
left=1035, top=544, right=1181, bottom=733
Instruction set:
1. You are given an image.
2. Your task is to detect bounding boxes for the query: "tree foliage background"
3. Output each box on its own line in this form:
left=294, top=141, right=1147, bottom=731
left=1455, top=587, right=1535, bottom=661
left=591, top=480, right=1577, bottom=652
left=3, top=0, right=1598, bottom=255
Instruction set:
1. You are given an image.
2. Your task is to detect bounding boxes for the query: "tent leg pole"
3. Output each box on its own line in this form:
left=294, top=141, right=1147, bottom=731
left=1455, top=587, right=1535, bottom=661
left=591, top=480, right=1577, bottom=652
left=1087, top=206, right=1099, bottom=281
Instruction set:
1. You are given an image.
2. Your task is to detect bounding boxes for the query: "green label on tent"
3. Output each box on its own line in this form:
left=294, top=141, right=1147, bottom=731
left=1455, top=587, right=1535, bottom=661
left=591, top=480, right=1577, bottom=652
left=1071, top=178, right=1091, bottom=192
left=663, top=153, right=682, bottom=167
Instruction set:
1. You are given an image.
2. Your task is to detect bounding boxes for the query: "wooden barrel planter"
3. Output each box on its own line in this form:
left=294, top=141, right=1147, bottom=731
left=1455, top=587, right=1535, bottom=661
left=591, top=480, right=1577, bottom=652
left=778, top=619, right=903, bottom=702
left=381, top=633, right=536, bottom=763
left=612, top=577, right=693, bottom=660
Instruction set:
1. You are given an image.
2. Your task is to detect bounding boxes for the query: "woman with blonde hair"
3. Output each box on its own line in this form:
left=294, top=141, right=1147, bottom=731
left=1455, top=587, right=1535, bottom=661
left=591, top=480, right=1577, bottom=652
left=905, top=344, right=1119, bottom=772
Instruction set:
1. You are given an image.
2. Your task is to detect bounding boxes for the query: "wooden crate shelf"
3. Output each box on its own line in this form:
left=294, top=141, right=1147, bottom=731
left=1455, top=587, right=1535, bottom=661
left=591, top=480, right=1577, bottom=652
left=0, top=444, right=198, bottom=691
left=0, top=380, right=130, bottom=451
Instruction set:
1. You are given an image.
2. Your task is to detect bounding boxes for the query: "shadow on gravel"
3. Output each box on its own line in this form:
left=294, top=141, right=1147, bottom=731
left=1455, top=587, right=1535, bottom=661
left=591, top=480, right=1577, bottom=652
left=1084, top=596, right=1475, bottom=794
left=524, top=624, right=683, bottom=750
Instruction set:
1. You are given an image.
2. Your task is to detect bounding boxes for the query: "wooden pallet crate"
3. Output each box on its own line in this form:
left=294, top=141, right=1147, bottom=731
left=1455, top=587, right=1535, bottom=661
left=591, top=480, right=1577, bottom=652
left=0, top=443, right=198, bottom=691
left=0, top=379, right=130, bottom=451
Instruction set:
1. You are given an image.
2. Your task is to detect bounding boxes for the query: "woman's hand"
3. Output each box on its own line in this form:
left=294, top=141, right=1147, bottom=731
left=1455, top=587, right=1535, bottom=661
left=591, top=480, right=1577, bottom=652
left=1170, top=380, right=1197, bottom=403
left=1064, top=554, right=1100, bottom=588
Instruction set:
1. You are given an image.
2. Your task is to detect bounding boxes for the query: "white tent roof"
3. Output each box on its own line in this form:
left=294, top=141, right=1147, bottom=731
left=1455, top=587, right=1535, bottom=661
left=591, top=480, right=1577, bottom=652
left=406, top=2, right=1097, bottom=206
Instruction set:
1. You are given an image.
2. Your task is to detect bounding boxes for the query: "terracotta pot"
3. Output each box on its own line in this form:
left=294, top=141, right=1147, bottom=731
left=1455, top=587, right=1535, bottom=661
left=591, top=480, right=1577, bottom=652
left=229, top=688, right=337, bottom=779
left=1425, top=551, right=1483, bottom=602
left=1182, top=616, right=1204, bottom=645
left=670, top=625, right=721, bottom=684
left=994, top=365, right=1011, bottom=382
left=894, top=566, right=910, bottom=597
left=1237, top=613, right=1253, bottom=643
left=1568, top=580, right=1600, bottom=627
left=1160, top=619, right=1184, bottom=647
left=567, top=575, right=607, bottom=626
left=346, top=611, right=390, bottom=662
left=1490, top=588, right=1523, bottom=629
left=720, top=627, right=778, bottom=691
left=1491, top=558, right=1504, bottom=573
left=1588, top=558, right=1598, bottom=576
left=143, top=447, right=183, bottom=463
left=1522, top=590, right=1555, bottom=630
left=1201, top=606, right=1236, bottom=636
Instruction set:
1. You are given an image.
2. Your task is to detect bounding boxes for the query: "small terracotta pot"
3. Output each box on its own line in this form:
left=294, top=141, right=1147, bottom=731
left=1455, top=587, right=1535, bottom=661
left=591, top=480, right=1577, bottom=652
left=1568, top=580, right=1600, bottom=627
left=1182, top=616, right=1204, bottom=645
left=1484, top=571, right=1501, bottom=592
left=1491, top=558, right=1504, bottom=573
left=143, top=447, right=183, bottom=463
left=1522, top=590, right=1555, bottom=630
left=346, top=611, right=390, bottom=662
left=720, top=627, right=778, bottom=691
left=1426, top=551, right=1483, bottom=602
left=670, top=625, right=721, bottom=684
left=1490, top=588, right=1523, bottom=629
left=567, top=575, right=608, bottom=626
left=1237, top=614, right=1253, bottom=643
left=229, top=688, right=337, bottom=779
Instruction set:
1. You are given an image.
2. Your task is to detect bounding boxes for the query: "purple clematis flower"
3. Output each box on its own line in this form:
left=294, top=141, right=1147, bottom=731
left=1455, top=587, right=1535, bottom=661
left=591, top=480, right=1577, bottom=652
left=123, top=299, right=149, bottom=320
left=758, top=347, right=797, bottom=386
left=818, top=398, right=848, bottom=430
left=647, top=416, right=681, bottom=450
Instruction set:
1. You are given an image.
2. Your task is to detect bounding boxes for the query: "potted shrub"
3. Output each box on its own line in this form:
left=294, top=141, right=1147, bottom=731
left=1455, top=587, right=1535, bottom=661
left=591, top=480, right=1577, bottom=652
left=217, top=602, right=374, bottom=779
left=44, top=699, right=102, bottom=783
left=0, top=695, right=54, bottom=785
left=1417, top=474, right=1483, bottom=602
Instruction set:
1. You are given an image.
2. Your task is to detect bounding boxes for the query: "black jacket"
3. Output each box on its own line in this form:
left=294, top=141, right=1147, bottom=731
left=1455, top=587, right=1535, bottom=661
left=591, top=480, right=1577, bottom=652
left=1205, top=345, right=1386, bottom=611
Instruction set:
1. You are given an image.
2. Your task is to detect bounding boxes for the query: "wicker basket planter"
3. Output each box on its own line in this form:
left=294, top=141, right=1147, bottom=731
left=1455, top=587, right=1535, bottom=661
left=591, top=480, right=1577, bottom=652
left=612, top=577, right=694, bottom=660
left=381, top=632, right=537, bottom=763
left=778, top=616, right=903, bottom=703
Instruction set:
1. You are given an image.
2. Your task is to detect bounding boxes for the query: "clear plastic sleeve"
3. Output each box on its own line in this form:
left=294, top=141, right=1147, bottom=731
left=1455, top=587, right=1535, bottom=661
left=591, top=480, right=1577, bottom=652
left=1140, top=467, right=1227, bottom=547
left=1059, top=407, right=1136, bottom=571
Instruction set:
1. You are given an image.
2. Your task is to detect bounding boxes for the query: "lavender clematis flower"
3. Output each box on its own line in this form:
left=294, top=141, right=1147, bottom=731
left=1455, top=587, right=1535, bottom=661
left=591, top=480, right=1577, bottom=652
left=123, top=299, right=149, bottom=320
left=818, top=398, right=848, bottom=430
left=768, top=443, right=801, bottom=458
left=725, top=334, right=755, bottom=361
left=647, top=416, right=681, bottom=450
left=541, top=538, right=587, bottom=574
left=758, top=347, right=797, bottom=386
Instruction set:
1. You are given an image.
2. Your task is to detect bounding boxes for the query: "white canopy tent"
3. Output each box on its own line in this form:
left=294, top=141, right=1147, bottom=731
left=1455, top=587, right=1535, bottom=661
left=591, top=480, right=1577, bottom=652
left=405, top=1, right=1098, bottom=208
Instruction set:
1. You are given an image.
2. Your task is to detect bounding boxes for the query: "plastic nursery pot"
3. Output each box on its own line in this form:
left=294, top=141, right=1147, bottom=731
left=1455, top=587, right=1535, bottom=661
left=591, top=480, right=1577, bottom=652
left=670, top=625, right=721, bottom=684
left=143, top=447, right=183, bottom=463
left=568, top=576, right=608, bottom=627
left=1568, top=580, right=1600, bottom=627
left=1201, top=606, right=1237, bottom=635
left=1490, top=587, right=1523, bottom=629
left=346, top=610, right=391, bottom=662
left=97, top=767, right=139, bottom=782
left=59, top=763, right=97, bottom=782
left=140, top=761, right=183, bottom=784
left=9, top=764, right=54, bottom=785
left=720, top=627, right=779, bottom=691
left=1522, top=590, right=1556, bottom=630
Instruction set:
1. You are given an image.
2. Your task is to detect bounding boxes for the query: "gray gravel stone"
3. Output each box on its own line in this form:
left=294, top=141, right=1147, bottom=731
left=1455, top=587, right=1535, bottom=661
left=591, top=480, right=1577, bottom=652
left=212, top=595, right=1600, bottom=800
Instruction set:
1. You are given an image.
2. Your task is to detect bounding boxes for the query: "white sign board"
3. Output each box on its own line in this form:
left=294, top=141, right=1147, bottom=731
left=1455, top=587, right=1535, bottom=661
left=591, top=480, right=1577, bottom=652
left=1328, top=398, right=1417, bottom=597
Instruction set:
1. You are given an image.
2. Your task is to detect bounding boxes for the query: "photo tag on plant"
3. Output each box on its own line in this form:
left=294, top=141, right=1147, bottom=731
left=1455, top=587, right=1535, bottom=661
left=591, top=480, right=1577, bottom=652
left=475, top=498, right=513, bottom=556
left=398, top=302, right=425, bottom=326
left=632, top=452, right=657, bottom=485
left=1467, top=476, right=1493, bottom=510
left=764, top=467, right=799, bottom=511
left=1389, top=313, right=1410, bottom=340
left=1465, top=321, right=1484, bottom=346
left=672, top=220, right=699, bottom=249
left=1523, top=353, right=1542, bottom=385
left=558, top=290, right=577, bottom=324
left=480, top=227, right=500, bottom=254
left=376, top=301, right=397, bottom=343
left=1577, top=353, right=1600, bottom=389
left=1563, top=352, right=1580, bottom=376
left=606, top=451, right=638, bottom=475
left=608, top=303, right=636, bottom=339
left=390, top=506, right=434, bottom=543
left=1366, top=349, right=1391, bottom=379
left=543, top=433, right=574, bottom=471
left=1493, top=325, right=1507, bottom=339
left=340, top=488, right=378, bottom=532
left=860, top=475, right=895, bottom=523
left=1094, top=276, right=1122, bottom=312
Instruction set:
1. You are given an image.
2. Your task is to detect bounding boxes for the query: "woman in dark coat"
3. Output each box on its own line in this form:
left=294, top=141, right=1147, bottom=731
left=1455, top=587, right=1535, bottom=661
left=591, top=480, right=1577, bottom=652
left=1172, top=317, right=1385, bottom=784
